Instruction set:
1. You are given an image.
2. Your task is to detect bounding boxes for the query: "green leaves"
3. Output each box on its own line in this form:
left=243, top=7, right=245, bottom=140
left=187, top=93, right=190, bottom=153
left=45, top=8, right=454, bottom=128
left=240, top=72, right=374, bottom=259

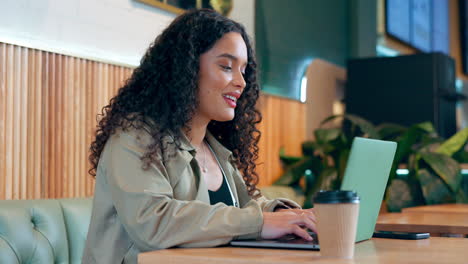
left=416, top=122, right=437, bottom=133
left=314, top=128, right=341, bottom=144
left=394, top=122, right=435, bottom=163
left=386, top=122, right=437, bottom=185
left=376, top=123, right=407, bottom=139
left=419, top=152, right=462, bottom=193
left=342, top=114, right=380, bottom=138
left=418, top=169, right=455, bottom=205
left=437, top=127, right=468, bottom=157
left=301, top=141, right=316, bottom=156
left=386, top=179, right=421, bottom=212
left=321, top=114, right=380, bottom=139
left=274, top=157, right=314, bottom=186
left=279, top=147, right=302, bottom=166
left=273, top=114, right=467, bottom=211
left=303, top=167, right=338, bottom=208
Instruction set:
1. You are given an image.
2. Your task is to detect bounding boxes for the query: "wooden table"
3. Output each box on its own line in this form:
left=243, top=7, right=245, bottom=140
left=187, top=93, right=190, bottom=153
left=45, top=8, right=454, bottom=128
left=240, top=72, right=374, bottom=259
left=402, top=204, right=468, bottom=214
left=139, top=237, right=468, bottom=264
left=376, top=212, right=468, bottom=235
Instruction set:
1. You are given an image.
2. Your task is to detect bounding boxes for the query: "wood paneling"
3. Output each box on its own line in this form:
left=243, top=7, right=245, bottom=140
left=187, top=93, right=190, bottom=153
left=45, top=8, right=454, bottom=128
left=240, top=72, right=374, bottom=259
left=0, top=42, right=305, bottom=199
left=0, top=43, right=133, bottom=200
left=256, top=95, right=306, bottom=186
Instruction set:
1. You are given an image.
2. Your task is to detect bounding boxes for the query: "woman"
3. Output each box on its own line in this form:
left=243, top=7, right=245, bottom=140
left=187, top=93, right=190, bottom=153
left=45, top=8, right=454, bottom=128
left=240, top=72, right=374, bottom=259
left=82, top=9, right=316, bottom=264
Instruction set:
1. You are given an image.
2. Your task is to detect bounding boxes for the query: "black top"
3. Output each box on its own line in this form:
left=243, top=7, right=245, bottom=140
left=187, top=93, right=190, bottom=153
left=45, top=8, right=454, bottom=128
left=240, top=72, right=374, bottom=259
left=208, top=177, right=234, bottom=206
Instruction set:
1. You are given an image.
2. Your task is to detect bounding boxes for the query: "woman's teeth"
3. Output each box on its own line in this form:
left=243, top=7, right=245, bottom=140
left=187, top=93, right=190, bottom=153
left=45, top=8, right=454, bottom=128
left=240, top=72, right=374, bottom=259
left=224, top=95, right=236, bottom=101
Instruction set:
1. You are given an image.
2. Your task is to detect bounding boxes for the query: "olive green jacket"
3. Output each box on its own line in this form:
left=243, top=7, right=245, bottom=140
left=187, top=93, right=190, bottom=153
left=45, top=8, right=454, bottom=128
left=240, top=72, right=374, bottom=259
left=82, top=125, right=299, bottom=264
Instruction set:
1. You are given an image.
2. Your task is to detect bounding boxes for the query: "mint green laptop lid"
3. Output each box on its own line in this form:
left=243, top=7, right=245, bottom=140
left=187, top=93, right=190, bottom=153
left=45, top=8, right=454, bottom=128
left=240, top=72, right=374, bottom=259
left=340, top=137, right=397, bottom=242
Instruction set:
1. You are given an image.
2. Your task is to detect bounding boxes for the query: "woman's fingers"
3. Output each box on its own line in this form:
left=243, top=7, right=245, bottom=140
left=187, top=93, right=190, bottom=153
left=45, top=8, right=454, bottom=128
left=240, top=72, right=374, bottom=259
left=280, top=209, right=317, bottom=233
left=261, top=210, right=318, bottom=240
left=307, top=214, right=317, bottom=227
left=290, top=214, right=317, bottom=233
left=288, top=209, right=317, bottom=227
left=301, top=211, right=316, bottom=224
left=291, top=225, right=313, bottom=241
left=289, top=209, right=316, bottom=222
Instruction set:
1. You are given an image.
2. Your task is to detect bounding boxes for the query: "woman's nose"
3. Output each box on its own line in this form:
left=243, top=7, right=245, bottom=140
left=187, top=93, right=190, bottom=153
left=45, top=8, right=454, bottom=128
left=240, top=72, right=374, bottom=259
left=232, top=71, right=246, bottom=89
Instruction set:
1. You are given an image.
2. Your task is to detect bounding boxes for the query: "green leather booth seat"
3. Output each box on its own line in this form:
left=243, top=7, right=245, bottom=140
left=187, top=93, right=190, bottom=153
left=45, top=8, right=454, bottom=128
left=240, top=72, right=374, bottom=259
left=0, top=198, right=92, bottom=264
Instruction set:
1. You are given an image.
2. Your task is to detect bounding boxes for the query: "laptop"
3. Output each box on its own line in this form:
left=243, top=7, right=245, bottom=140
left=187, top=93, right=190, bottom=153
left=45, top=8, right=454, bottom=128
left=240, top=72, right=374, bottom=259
left=230, top=137, right=397, bottom=250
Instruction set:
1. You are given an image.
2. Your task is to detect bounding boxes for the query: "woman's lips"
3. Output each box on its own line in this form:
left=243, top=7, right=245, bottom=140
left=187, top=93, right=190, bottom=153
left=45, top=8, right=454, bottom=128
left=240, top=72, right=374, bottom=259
left=223, top=95, right=237, bottom=108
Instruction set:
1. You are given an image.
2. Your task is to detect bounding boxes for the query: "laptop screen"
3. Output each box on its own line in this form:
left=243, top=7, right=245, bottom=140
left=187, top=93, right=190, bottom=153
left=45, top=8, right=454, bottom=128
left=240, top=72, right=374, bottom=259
left=230, top=137, right=397, bottom=250
left=340, top=137, right=397, bottom=242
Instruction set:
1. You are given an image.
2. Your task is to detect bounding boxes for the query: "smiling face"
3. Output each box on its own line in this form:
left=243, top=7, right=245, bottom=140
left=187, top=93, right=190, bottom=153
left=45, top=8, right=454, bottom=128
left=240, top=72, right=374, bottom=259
left=194, top=32, right=248, bottom=124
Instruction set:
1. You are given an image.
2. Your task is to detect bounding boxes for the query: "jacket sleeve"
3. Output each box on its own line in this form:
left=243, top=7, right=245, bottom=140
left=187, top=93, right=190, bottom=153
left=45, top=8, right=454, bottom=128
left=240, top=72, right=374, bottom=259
left=101, top=129, right=263, bottom=251
left=230, top=165, right=301, bottom=241
left=254, top=195, right=302, bottom=212
left=230, top=164, right=302, bottom=212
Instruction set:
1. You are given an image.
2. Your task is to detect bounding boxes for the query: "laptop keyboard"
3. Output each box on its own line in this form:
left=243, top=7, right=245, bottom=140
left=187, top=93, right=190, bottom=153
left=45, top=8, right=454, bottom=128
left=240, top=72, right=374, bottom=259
left=277, top=232, right=319, bottom=245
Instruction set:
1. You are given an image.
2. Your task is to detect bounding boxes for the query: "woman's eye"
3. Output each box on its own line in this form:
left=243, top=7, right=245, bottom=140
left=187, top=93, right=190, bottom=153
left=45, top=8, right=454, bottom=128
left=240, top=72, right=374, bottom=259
left=220, top=65, right=232, bottom=71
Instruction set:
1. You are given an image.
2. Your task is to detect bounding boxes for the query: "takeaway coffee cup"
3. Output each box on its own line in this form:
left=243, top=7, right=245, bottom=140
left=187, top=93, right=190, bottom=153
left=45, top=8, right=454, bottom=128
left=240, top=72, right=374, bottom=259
left=313, top=190, right=360, bottom=258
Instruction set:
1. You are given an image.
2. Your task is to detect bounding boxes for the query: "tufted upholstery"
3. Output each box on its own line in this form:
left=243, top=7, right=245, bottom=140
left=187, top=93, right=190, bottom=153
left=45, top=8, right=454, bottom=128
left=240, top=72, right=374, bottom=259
left=0, top=198, right=92, bottom=264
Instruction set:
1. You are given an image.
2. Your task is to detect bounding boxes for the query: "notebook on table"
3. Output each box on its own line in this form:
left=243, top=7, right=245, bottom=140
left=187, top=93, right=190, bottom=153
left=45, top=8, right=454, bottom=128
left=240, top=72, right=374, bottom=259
left=230, top=137, right=397, bottom=250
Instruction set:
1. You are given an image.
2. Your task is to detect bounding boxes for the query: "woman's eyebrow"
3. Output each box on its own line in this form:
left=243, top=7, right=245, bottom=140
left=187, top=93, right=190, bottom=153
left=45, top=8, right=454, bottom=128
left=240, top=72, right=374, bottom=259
left=216, top=53, right=247, bottom=66
left=217, top=53, right=237, bottom=60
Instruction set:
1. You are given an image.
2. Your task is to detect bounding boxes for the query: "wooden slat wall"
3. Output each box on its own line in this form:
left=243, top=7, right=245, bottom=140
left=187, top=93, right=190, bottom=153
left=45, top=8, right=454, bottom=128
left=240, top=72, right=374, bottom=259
left=0, top=42, right=305, bottom=200
left=256, top=95, right=306, bottom=186
left=0, top=43, right=133, bottom=200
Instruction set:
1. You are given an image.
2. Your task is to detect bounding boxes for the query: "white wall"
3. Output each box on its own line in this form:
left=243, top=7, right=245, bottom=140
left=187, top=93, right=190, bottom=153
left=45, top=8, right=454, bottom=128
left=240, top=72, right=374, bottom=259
left=0, top=0, right=254, bottom=67
left=230, top=0, right=255, bottom=41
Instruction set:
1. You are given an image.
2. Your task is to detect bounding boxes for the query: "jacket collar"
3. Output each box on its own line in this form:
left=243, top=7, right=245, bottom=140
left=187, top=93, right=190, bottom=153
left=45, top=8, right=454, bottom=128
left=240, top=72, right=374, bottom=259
left=174, top=129, right=234, bottom=164
left=142, top=115, right=234, bottom=165
left=177, top=129, right=196, bottom=152
left=204, top=131, right=234, bottom=164
left=142, top=116, right=195, bottom=152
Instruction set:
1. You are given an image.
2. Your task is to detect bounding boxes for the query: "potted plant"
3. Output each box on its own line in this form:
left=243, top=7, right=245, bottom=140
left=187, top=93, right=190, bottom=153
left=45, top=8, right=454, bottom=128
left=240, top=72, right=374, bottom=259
left=269, top=114, right=468, bottom=211
left=383, top=122, right=468, bottom=211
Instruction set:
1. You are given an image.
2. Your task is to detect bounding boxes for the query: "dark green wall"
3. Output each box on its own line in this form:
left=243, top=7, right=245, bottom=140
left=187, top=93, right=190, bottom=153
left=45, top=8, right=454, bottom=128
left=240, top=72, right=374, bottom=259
left=255, top=0, right=376, bottom=100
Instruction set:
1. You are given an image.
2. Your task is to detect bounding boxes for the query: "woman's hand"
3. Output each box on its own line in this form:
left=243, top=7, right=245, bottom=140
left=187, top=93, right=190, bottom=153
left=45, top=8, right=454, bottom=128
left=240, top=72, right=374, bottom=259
left=260, top=208, right=317, bottom=241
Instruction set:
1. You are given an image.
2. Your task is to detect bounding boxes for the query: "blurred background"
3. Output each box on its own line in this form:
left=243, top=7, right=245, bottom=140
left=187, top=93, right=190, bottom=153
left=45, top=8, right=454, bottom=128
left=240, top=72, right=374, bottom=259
left=0, top=1, right=467, bottom=212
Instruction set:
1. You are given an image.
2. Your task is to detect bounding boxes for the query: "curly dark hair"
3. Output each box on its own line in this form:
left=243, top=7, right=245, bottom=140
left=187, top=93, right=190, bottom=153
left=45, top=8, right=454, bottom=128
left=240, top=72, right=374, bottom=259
left=89, top=9, right=262, bottom=197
